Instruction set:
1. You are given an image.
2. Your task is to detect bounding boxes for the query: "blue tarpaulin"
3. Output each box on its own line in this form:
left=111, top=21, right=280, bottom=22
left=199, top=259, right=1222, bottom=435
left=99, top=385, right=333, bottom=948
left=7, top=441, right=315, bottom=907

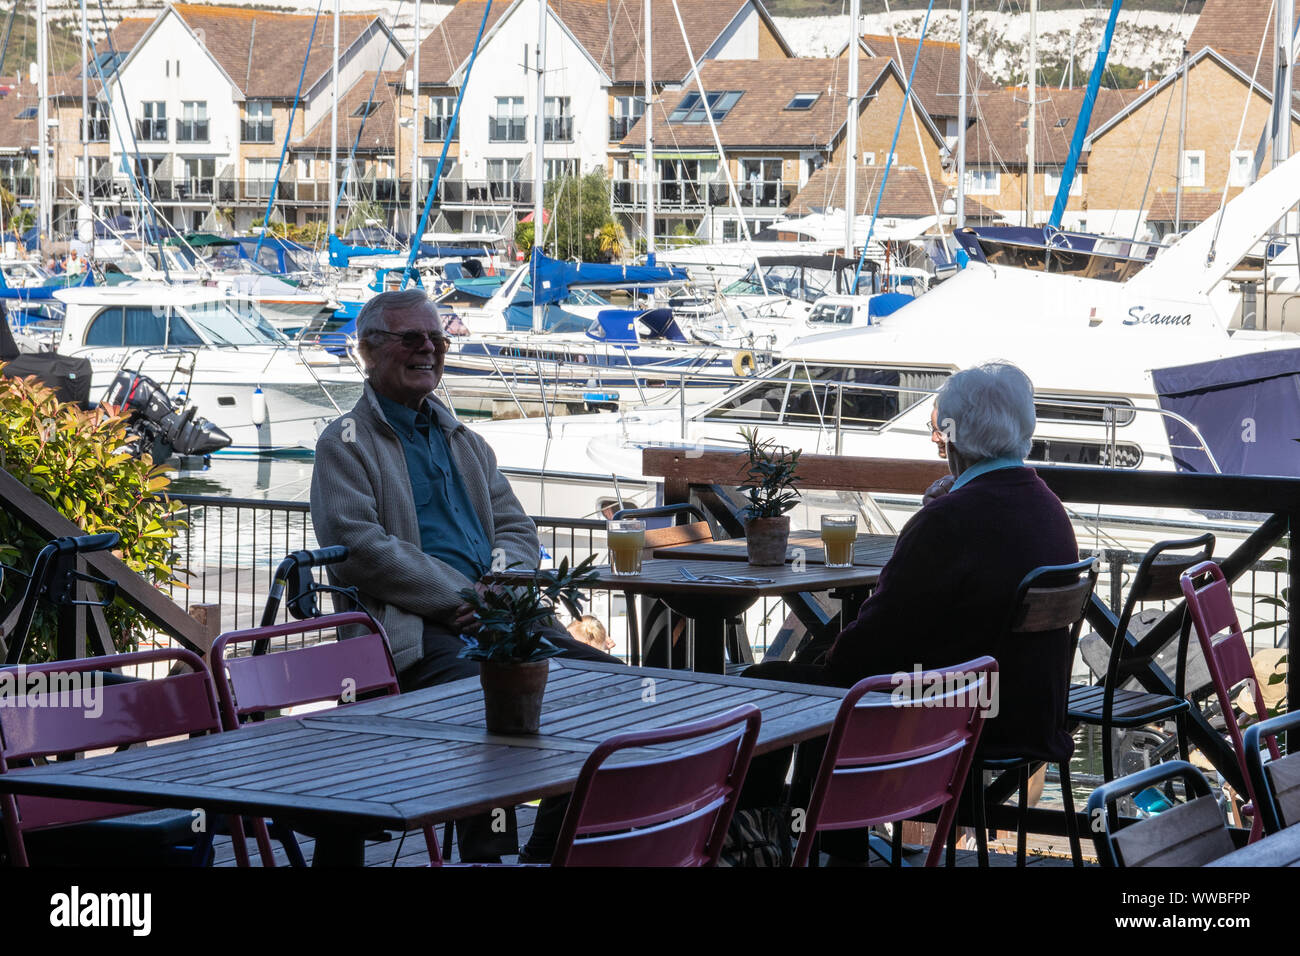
left=1152, top=349, right=1300, bottom=477
left=529, top=249, right=688, bottom=307
left=329, top=234, right=401, bottom=267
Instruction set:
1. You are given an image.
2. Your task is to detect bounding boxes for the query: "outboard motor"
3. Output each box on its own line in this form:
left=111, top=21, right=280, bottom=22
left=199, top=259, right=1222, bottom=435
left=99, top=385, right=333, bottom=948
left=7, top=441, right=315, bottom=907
left=103, top=370, right=232, bottom=463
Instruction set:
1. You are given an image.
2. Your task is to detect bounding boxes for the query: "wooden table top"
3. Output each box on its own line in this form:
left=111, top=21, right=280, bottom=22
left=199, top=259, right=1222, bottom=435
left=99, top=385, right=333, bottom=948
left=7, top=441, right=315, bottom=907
left=0, top=660, right=847, bottom=834
left=494, top=557, right=880, bottom=597
left=653, top=532, right=897, bottom=567
left=1205, top=823, right=1300, bottom=867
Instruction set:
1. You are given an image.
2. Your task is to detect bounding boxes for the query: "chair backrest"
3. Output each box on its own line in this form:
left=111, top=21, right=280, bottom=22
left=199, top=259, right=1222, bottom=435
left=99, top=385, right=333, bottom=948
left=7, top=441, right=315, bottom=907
left=1085, top=760, right=1234, bottom=866
left=1179, top=560, right=1281, bottom=837
left=552, top=704, right=761, bottom=867
left=1009, top=558, right=1099, bottom=639
left=0, top=649, right=221, bottom=855
left=210, top=611, right=399, bottom=729
left=1244, top=711, right=1300, bottom=835
left=793, top=656, right=997, bottom=867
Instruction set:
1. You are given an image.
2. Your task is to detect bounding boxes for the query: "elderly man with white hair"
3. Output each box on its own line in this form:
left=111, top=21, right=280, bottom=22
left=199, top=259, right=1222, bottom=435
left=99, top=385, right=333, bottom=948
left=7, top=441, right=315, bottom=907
left=740, top=361, right=1079, bottom=814
left=311, top=288, right=614, bottom=861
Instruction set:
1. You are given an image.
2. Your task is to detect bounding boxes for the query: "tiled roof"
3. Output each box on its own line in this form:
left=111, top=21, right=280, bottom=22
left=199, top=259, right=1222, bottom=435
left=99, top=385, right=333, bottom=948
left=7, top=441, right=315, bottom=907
left=788, top=163, right=998, bottom=219
left=620, top=57, right=895, bottom=150
left=50, top=18, right=152, bottom=98
left=412, top=0, right=774, bottom=87
left=0, top=86, right=37, bottom=153
left=1145, top=191, right=1224, bottom=224
left=963, top=86, right=1140, bottom=166
left=1186, top=0, right=1294, bottom=81
left=171, top=4, right=382, bottom=98
left=295, top=70, right=398, bottom=152
left=856, top=33, right=999, bottom=120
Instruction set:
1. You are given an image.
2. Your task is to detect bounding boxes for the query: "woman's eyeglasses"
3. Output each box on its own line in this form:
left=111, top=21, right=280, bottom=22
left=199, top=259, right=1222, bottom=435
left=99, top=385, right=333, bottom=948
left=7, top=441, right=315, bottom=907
left=368, top=329, right=452, bottom=351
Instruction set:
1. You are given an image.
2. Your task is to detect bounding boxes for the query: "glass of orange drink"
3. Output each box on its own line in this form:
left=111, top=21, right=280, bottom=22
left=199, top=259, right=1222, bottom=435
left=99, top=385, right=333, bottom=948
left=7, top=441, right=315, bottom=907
left=820, top=514, right=857, bottom=568
left=607, top=519, right=646, bottom=576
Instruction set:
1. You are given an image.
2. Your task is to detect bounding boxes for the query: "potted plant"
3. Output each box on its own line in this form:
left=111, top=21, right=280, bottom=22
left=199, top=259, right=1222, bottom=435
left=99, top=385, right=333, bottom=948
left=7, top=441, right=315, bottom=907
left=737, top=426, right=802, bottom=566
left=457, top=555, right=599, bottom=734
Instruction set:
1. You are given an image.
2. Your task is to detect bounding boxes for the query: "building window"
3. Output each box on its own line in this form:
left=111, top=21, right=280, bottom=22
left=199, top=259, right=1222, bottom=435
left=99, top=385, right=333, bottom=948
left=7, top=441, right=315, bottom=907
left=740, top=159, right=783, bottom=207
left=351, top=101, right=381, bottom=118
left=1181, top=150, right=1205, bottom=188
left=611, top=95, right=644, bottom=140
left=177, top=101, right=208, bottom=143
left=544, top=96, right=572, bottom=142
left=182, top=156, right=215, bottom=198
left=242, top=100, right=274, bottom=143
left=785, top=92, right=819, bottom=110
left=82, top=100, right=108, bottom=141
left=138, top=101, right=166, bottom=141
left=490, top=96, right=526, bottom=142
left=424, top=95, right=455, bottom=142
left=544, top=158, right=578, bottom=180
left=246, top=157, right=278, bottom=199
left=965, top=168, right=1000, bottom=195
left=1042, top=167, right=1082, bottom=197
left=15, top=106, right=36, bottom=119
left=1229, top=149, right=1253, bottom=187
left=668, top=90, right=742, bottom=124
left=486, top=158, right=523, bottom=182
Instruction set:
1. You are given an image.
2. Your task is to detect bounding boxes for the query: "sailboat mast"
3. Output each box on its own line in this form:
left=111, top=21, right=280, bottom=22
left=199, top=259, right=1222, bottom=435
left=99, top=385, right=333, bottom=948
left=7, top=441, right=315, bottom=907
left=845, top=0, right=859, bottom=256
left=532, top=0, right=547, bottom=333
left=644, top=0, right=654, bottom=255
left=1175, top=44, right=1187, bottom=233
left=956, top=0, right=968, bottom=230
left=328, top=0, right=340, bottom=237
left=411, top=0, right=422, bottom=236
left=80, top=0, right=90, bottom=206
left=1276, top=0, right=1293, bottom=169
left=1026, top=0, right=1036, bottom=227
left=36, top=0, right=50, bottom=244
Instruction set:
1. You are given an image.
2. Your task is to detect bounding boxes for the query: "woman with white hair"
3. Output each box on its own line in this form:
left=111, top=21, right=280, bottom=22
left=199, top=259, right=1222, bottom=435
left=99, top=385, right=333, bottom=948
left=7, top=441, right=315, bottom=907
left=740, top=361, right=1080, bottom=821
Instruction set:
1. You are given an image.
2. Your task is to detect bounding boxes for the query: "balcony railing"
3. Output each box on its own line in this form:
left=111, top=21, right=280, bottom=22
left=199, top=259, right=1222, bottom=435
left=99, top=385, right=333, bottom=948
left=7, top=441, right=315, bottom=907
left=544, top=116, right=573, bottom=143
left=0, top=176, right=35, bottom=198
left=610, top=179, right=790, bottom=211
left=80, top=118, right=109, bottom=142
left=241, top=121, right=275, bottom=143
left=609, top=115, right=638, bottom=142
left=176, top=119, right=210, bottom=143
left=135, top=118, right=167, bottom=142
left=176, top=177, right=215, bottom=200
left=488, top=117, right=527, bottom=142
left=423, top=116, right=454, bottom=142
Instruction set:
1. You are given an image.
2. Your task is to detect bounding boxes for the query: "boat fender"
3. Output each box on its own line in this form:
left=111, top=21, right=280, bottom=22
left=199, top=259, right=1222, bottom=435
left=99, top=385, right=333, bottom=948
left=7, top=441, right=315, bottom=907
left=732, top=351, right=756, bottom=377
left=251, top=387, right=269, bottom=426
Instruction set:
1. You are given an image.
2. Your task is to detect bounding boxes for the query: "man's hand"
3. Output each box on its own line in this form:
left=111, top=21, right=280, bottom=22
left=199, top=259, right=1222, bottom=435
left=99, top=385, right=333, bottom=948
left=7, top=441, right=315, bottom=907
left=922, top=474, right=955, bottom=507
left=454, top=580, right=503, bottom=634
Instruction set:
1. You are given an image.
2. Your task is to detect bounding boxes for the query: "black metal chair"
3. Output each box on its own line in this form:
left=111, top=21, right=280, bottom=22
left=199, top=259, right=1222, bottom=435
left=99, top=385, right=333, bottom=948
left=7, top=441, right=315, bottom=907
left=1086, top=759, right=1235, bottom=867
left=1067, top=534, right=1214, bottom=782
left=1244, top=710, right=1300, bottom=835
left=967, top=558, right=1099, bottom=868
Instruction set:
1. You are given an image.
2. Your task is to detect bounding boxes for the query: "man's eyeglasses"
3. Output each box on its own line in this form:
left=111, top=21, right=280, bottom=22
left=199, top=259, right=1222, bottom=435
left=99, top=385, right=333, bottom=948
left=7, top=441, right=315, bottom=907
left=368, top=329, right=452, bottom=352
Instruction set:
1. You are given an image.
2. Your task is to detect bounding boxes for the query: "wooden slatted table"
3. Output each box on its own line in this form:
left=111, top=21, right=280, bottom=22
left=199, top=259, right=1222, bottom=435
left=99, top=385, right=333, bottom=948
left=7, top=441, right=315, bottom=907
left=653, top=532, right=898, bottom=567
left=494, top=559, right=881, bottom=674
left=1204, top=823, right=1300, bottom=866
left=0, top=660, right=847, bottom=867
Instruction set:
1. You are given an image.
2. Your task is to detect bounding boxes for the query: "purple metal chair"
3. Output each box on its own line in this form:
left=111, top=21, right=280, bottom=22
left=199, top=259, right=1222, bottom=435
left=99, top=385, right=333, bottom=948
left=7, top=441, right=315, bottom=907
left=210, top=612, right=443, bottom=865
left=550, top=704, right=761, bottom=867
left=0, top=648, right=236, bottom=867
left=1179, top=560, right=1282, bottom=843
left=794, top=657, right=996, bottom=867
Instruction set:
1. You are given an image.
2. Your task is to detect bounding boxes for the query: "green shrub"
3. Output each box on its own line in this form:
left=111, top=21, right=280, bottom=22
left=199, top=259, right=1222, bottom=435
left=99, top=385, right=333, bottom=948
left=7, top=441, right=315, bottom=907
left=0, top=371, right=186, bottom=663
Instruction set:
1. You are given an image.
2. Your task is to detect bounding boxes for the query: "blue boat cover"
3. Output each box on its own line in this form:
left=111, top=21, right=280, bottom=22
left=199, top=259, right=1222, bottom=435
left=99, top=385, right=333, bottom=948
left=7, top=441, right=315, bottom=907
left=867, top=292, right=914, bottom=318
left=329, top=234, right=401, bottom=267
left=638, top=308, right=687, bottom=342
left=1151, top=349, right=1300, bottom=476
left=529, top=249, right=688, bottom=306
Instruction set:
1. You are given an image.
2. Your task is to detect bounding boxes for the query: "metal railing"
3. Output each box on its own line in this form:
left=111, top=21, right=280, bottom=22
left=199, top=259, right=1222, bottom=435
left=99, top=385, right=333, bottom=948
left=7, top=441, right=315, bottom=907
left=609, top=115, right=637, bottom=141
left=544, top=116, right=573, bottom=142
left=488, top=116, right=527, bottom=142
left=175, top=119, right=210, bottom=143
left=423, top=116, right=454, bottom=142
left=135, top=118, right=167, bottom=142
left=610, top=179, right=789, bottom=211
left=80, top=117, right=109, bottom=142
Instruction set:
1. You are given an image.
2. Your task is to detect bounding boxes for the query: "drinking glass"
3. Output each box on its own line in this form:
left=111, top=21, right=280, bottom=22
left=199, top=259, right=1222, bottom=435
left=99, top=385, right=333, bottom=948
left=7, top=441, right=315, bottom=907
left=820, top=514, right=857, bottom=568
left=607, top=519, right=646, bottom=576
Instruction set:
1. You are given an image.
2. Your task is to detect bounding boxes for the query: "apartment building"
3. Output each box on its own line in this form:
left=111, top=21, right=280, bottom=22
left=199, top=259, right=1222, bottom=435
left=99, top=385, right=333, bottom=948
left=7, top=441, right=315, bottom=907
left=397, top=0, right=793, bottom=238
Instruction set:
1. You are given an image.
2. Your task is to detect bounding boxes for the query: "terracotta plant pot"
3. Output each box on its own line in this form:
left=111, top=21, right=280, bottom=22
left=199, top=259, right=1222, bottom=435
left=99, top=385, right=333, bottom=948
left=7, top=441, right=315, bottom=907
left=479, top=659, right=550, bottom=734
left=745, top=515, right=791, bottom=566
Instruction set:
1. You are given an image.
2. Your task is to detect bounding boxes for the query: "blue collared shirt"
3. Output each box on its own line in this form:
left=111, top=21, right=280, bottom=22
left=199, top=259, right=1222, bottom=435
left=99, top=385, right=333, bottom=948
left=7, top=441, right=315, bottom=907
left=951, top=455, right=1025, bottom=491
left=375, top=393, right=492, bottom=582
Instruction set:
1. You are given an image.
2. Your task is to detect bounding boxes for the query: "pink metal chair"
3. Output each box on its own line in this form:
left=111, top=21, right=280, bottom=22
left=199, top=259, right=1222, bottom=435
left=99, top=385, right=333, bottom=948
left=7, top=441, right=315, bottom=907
left=550, top=704, right=761, bottom=866
left=794, top=656, right=997, bottom=867
left=0, top=648, right=236, bottom=867
left=210, top=611, right=443, bottom=865
left=1179, top=560, right=1282, bottom=843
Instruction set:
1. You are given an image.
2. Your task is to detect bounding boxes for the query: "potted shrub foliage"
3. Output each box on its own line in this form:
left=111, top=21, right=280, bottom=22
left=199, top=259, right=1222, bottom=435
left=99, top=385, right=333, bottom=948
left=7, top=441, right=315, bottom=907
left=457, top=555, right=599, bottom=734
left=737, top=426, right=802, bottom=566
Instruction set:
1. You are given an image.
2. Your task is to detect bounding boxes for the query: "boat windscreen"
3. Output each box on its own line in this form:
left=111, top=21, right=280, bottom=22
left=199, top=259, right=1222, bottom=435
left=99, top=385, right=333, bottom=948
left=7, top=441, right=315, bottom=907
left=182, top=300, right=284, bottom=345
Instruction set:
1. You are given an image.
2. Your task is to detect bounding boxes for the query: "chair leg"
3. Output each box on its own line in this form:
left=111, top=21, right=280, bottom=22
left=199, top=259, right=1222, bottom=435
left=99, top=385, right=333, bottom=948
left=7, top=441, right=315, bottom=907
left=945, top=819, right=957, bottom=867
left=1016, top=765, right=1029, bottom=867
left=254, top=819, right=280, bottom=867
left=443, top=821, right=454, bottom=861
left=1175, top=712, right=1190, bottom=763
left=891, top=819, right=904, bottom=868
left=972, top=770, right=990, bottom=868
left=422, top=823, right=444, bottom=865
left=1102, top=723, right=1115, bottom=782
left=229, top=815, right=251, bottom=868
left=1059, top=762, right=1084, bottom=867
